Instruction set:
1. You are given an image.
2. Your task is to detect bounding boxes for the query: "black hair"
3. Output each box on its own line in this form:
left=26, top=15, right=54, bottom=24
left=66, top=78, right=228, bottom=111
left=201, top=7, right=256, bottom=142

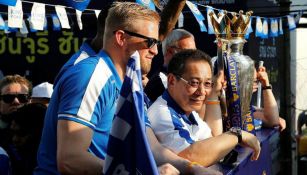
left=167, top=49, right=212, bottom=76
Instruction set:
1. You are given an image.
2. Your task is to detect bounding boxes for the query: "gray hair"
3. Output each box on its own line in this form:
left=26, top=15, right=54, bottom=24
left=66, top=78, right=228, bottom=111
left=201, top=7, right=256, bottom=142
left=162, top=29, right=194, bottom=56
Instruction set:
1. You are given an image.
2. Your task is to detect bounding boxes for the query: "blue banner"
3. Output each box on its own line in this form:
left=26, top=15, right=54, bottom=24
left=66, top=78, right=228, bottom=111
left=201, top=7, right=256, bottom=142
left=104, top=52, right=158, bottom=175
left=0, top=14, right=5, bottom=30
left=270, top=18, right=278, bottom=37
left=136, top=0, right=156, bottom=11
left=63, top=0, right=91, bottom=11
left=255, top=17, right=263, bottom=38
left=44, top=17, right=48, bottom=31
left=0, top=0, right=17, bottom=6
left=262, top=18, right=268, bottom=39
left=199, top=20, right=207, bottom=32
left=51, top=14, right=61, bottom=31
left=186, top=1, right=207, bottom=32
left=245, top=17, right=253, bottom=39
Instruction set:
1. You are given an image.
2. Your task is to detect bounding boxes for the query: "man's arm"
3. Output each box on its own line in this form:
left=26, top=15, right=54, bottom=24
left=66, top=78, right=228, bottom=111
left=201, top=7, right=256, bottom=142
left=158, top=0, right=186, bottom=41
left=178, top=130, right=261, bottom=167
left=147, top=127, right=222, bottom=175
left=254, top=66, right=279, bottom=127
left=203, top=70, right=224, bottom=136
left=57, top=120, right=104, bottom=175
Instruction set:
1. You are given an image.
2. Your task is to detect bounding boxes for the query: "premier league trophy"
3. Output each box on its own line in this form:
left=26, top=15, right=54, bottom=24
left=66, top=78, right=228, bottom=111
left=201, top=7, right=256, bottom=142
left=210, top=10, right=256, bottom=134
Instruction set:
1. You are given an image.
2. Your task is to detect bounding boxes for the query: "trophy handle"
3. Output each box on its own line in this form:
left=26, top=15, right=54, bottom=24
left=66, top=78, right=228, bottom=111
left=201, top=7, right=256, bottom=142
left=256, top=61, right=264, bottom=108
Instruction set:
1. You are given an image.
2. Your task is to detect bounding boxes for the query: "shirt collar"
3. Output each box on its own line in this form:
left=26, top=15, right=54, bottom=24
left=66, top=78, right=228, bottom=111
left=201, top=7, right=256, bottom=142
left=162, top=91, right=198, bottom=125
left=97, top=50, right=122, bottom=91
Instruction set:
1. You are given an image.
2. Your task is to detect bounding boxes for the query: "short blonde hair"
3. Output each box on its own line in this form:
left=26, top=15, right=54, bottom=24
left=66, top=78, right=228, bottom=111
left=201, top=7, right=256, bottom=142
left=104, top=2, right=160, bottom=39
left=0, top=74, right=32, bottom=95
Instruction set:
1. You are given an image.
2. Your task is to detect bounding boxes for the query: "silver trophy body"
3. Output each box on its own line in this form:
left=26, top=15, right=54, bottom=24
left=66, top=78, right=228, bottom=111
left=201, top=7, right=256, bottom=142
left=228, top=38, right=254, bottom=120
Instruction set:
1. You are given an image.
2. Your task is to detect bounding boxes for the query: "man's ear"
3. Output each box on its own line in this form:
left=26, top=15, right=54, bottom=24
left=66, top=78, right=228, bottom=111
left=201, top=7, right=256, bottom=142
left=114, top=30, right=125, bottom=47
left=166, top=47, right=176, bottom=56
left=167, top=73, right=176, bottom=88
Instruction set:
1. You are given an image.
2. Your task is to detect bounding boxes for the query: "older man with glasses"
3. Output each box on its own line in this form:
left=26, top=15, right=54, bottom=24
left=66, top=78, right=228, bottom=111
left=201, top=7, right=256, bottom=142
left=145, top=28, right=196, bottom=102
left=0, top=74, right=32, bottom=156
left=148, top=49, right=261, bottom=166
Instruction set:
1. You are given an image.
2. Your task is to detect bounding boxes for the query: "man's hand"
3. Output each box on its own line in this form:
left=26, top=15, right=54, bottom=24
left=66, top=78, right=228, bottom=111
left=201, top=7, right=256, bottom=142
left=209, top=70, right=225, bottom=98
left=241, top=130, right=261, bottom=161
left=158, top=163, right=180, bottom=175
left=257, top=66, right=270, bottom=87
left=189, top=164, right=222, bottom=175
left=278, top=117, right=286, bottom=132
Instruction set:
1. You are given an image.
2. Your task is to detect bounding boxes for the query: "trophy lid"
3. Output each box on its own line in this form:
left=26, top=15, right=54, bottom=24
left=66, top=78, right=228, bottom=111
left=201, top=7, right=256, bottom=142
left=209, top=10, right=253, bottom=40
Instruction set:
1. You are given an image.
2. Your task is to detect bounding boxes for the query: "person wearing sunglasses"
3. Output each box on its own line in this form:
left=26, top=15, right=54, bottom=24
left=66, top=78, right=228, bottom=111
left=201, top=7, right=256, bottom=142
left=0, top=75, right=32, bottom=115
left=0, top=74, right=32, bottom=164
left=147, top=49, right=261, bottom=166
left=35, top=2, right=182, bottom=175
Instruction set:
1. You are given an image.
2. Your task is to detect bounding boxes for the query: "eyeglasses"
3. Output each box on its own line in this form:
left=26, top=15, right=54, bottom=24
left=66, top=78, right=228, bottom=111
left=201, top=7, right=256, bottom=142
left=170, top=46, right=183, bottom=54
left=176, top=75, right=213, bottom=89
left=0, top=94, right=30, bottom=104
left=118, top=30, right=160, bottom=49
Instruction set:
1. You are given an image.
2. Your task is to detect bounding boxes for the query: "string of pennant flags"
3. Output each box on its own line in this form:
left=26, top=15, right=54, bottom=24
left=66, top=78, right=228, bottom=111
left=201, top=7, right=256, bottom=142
left=0, top=0, right=303, bottom=39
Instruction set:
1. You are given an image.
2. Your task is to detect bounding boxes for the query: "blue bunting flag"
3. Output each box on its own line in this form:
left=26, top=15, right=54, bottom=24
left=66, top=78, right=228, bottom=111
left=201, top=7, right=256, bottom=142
left=255, top=17, right=263, bottom=38
left=136, top=0, right=156, bottom=11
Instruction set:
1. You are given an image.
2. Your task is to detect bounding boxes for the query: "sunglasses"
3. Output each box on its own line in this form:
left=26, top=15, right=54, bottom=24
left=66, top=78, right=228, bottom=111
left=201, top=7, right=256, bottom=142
left=0, top=94, right=30, bottom=104
left=114, top=30, right=160, bottom=49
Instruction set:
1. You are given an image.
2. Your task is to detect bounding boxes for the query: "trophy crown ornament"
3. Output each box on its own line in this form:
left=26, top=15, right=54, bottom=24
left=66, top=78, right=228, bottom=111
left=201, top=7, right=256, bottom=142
left=209, top=10, right=253, bottom=39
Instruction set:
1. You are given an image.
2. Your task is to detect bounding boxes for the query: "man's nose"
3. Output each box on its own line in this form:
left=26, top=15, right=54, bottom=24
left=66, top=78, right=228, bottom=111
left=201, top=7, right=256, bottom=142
left=195, top=85, right=210, bottom=96
left=12, top=97, right=21, bottom=105
left=149, top=44, right=158, bottom=56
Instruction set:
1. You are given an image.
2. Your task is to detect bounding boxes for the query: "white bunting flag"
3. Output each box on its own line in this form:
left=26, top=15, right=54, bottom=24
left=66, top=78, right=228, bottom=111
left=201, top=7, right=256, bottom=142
left=76, top=10, right=83, bottom=30
left=8, top=0, right=23, bottom=28
left=287, top=15, right=296, bottom=31
left=178, top=12, right=184, bottom=28
left=30, top=2, right=46, bottom=30
left=55, top=5, right=70, bottom=29
left=94, top=10, right=101, bottom=18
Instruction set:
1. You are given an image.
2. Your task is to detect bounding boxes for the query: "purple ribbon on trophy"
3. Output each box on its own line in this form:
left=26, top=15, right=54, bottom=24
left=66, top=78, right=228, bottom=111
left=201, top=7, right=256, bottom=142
left=225, top=53, right=242, bottom=129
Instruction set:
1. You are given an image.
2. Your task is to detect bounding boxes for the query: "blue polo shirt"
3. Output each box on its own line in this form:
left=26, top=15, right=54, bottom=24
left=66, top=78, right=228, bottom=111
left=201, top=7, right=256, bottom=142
left=54, top=40, right=97, bottom=85
left=34, top=50, right=122, bottom=175
left=147, top=91, right=212, bottom=154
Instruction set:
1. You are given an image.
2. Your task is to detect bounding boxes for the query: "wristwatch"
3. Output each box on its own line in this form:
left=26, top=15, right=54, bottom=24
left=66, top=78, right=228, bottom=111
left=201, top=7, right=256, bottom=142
left=229, top=127, right=242, bottom=143
left=262, top=85, right=272, bottom=90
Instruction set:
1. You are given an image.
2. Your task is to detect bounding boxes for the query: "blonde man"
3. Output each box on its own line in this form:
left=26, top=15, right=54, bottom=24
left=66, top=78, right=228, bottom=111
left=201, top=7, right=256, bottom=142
left=35, top=2, right=160, bottom=175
